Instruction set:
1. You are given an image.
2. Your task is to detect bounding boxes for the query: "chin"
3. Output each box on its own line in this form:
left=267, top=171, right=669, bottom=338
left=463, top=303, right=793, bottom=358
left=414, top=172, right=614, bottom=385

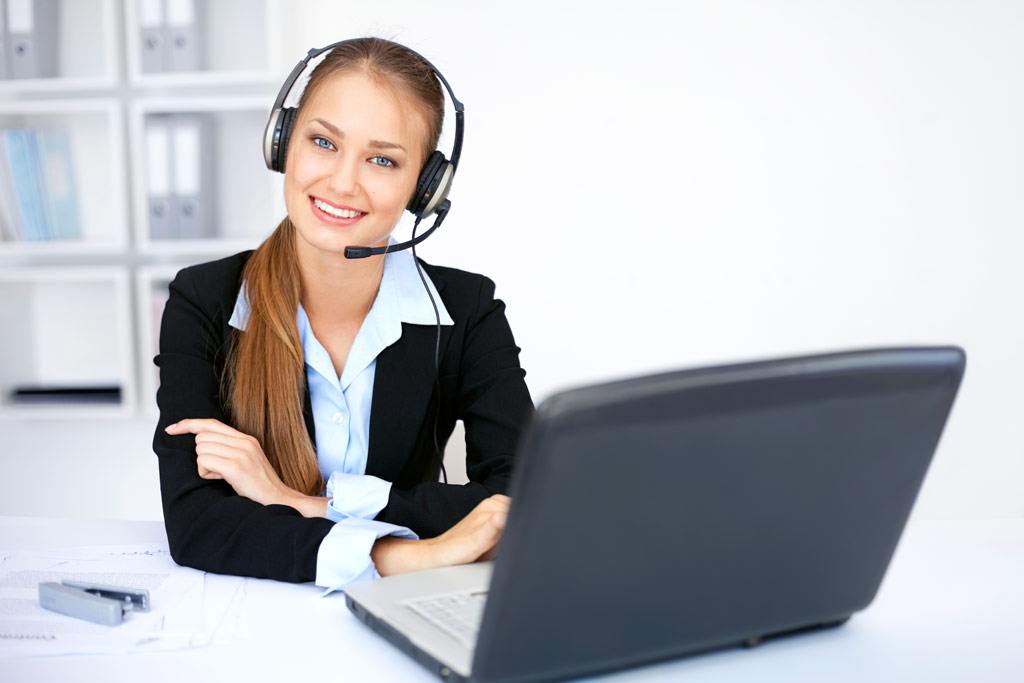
left=301, top=223, right=391, bottom=259
left=309, top=230, right=360, bottom=256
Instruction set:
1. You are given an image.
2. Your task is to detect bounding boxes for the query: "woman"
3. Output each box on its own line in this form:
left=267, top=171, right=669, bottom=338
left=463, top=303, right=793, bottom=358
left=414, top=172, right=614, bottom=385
left=152, top=37, right=534, bottom=591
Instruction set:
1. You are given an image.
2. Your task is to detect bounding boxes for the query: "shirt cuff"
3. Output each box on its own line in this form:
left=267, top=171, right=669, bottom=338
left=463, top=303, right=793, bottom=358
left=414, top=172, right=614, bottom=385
left=324, top=471, right=394, bottom=523
left=314, top=516, right=419, bottom=597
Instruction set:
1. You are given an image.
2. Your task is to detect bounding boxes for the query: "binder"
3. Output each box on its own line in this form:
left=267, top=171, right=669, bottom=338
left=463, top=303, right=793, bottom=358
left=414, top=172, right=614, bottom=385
left=3, top=128, right=49, bottom=240
left=145, top=116, right=177, bottom=240
left=138, top=0, right=165, bottom=74
left=6, top=0, right=60, bottom=80
left=36, top=127, right=81, bottom=240
left=25, top=128, right=52, bottom=238
left=0, top=129, right=23, bottom=240
left=165, top=0, right=205, bottom=72
left=170, top=112, right=216, bottom=239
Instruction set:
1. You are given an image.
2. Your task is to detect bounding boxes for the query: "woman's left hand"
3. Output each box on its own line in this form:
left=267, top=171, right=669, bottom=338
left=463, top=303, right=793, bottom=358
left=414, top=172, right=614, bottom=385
left=164, top=418, right=293, bottom=507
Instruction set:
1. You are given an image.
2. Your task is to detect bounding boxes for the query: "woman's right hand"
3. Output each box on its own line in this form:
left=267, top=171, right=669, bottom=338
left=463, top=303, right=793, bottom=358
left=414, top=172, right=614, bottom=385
left=370, top=494, right=510, bottom=576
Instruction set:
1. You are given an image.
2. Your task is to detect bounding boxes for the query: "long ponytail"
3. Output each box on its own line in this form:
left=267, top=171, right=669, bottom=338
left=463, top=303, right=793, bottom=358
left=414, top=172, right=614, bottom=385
left=222, top=217, right=323, bottom=496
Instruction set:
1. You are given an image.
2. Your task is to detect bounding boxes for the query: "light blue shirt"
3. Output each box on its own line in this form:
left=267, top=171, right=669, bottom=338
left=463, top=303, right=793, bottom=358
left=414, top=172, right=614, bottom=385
left=227, top=235, right=454, bottom=595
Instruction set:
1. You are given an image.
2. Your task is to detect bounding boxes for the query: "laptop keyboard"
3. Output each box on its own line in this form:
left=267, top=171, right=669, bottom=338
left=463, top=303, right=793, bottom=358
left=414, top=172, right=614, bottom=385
left=402, top=589, right=489, bottom=646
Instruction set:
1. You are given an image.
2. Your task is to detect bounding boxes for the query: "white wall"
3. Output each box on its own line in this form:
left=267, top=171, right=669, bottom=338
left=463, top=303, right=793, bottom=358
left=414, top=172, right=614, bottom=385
left=2, top=0, right=1021, bottom=521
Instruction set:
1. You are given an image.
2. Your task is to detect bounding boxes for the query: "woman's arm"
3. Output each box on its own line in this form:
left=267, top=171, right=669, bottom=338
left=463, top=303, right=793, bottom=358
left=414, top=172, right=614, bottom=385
left=154, top=265, right=336, bottom=582
left=374, top=275, right=535, bottom=538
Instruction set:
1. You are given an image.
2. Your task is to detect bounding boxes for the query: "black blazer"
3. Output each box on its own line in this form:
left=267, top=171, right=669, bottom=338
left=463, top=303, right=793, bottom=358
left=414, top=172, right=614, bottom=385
left=152, top=250, right=535, bottom=583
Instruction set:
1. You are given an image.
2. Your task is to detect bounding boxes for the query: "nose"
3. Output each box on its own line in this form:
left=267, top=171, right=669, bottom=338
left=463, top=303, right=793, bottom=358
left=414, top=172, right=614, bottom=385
left=325, top=151, right=361, bottom=198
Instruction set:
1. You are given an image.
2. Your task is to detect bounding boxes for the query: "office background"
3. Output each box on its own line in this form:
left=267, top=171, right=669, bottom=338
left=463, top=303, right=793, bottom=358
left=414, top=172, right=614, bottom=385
left=0, top=0, right=1020, bottom=524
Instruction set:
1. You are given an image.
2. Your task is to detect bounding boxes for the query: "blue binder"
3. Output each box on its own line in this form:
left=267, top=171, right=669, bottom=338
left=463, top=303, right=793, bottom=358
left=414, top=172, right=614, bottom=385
left=3, top=128, right=49, bottom=240
left=36, top=127, right=81, bottom=240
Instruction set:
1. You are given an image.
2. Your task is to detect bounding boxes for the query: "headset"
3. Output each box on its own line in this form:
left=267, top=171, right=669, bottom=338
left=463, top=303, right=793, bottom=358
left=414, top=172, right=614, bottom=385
left=263, top=38, right=465, bottom=484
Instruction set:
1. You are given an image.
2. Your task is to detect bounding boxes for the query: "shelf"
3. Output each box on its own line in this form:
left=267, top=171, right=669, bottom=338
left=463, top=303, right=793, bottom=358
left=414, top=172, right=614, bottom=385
left=0, top=0, right=120, bottom=93
left=124, top=0, right=280, bottom=86
left=0, top=99, right=129, bottom=253
left=0, top=266, right=136, bottom=418
left=128, top=95, right=285, bottom=251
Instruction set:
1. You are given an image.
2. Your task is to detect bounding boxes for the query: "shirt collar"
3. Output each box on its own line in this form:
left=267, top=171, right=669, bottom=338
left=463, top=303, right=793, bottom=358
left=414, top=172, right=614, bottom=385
left=227, top=235, right=454, bottom=333
left=229, top=237, right=453, bottom=391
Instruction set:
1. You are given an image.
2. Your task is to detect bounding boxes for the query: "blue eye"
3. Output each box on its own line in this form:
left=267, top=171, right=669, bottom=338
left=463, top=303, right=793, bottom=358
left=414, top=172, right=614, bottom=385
left=311, top=135, right=334, bottom=151
left=310, top=136, right=397, bottom=168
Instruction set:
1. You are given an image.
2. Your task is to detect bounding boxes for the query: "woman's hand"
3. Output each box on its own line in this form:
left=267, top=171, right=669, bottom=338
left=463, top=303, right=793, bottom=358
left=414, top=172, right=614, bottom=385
left=372, top=494, right=511, bottom=576
left=426, top=493, right=510, bottom=566
left=164, top=418, right=312, bottom=512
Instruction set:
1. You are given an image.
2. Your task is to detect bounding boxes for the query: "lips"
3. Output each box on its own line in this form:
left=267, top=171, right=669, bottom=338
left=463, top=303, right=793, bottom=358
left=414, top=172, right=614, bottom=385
left=309, top=196, right=367, bottom=226
left=310, top=195, right=366, bottom=213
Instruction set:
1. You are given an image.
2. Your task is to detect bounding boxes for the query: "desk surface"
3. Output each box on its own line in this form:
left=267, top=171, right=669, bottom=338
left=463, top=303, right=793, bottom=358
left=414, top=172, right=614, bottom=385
left=1, top=515, right=1022, bottom=683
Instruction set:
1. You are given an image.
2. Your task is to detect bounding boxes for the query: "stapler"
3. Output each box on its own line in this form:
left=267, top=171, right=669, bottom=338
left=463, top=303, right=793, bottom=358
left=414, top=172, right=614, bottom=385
left=38, top=580, right=151, bottom=626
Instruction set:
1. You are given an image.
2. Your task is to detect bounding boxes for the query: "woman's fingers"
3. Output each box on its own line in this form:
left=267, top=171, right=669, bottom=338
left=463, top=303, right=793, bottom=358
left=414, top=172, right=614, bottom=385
left=194, top=431, right=253, bottom=452
left=197, top=467, right=224, bottom=480
left=194, top=439, right=243, bottom=461
left=473, top=494, right=509, bottom=513
left=470, top=510, right=505, bottom=545
left=430, top=507, right=506, bottom=566
left=491, top=510, right=508, bottom=530
left=196, top=452, right=235, bottom=480
left=165, top=418, right=239, bottom=437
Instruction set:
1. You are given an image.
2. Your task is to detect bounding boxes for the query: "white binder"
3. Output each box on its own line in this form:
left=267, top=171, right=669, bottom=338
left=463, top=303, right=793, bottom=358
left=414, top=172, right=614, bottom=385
left=165, top=0, right=205, bottom=72
left=145, top=116, right=177, bottom=240
left=170, top=113, right=216, bottom=239
left=6, top=0, right=59, bottom=80
left=138, top=0, right=165, bottom=74
left=0, top=131, right=20, bottom=240
left=37, top=128, right=81, bottom=240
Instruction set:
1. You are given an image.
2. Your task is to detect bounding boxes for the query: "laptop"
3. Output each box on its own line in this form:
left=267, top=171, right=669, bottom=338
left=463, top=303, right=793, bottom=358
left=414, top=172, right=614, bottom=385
left=345, top=346, right=966, bottom=682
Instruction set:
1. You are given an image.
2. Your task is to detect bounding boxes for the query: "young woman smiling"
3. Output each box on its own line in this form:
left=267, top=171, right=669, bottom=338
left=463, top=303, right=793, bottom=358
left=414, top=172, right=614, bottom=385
left=153, top=37, right=534, bottom=591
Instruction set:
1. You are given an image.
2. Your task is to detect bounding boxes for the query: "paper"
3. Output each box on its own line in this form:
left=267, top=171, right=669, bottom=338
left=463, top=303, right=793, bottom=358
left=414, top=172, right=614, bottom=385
left=0, top=543, right=247, bottom=659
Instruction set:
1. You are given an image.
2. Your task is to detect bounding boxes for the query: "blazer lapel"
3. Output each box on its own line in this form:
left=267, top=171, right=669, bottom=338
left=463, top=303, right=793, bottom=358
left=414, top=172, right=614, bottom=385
left=366, top=262, right=450, bottom=482
left=365, top=322, right=448, bottom=482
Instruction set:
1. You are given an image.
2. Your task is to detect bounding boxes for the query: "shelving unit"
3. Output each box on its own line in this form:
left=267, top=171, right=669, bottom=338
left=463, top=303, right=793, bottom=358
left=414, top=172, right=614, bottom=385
left=0, top=266, right=135, bottom=419
left=0, top=0, right=283, bottom=419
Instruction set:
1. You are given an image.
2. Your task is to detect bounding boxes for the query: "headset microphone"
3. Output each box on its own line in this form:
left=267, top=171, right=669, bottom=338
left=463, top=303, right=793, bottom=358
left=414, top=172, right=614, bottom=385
left=344, top=200, right=450, bottom=259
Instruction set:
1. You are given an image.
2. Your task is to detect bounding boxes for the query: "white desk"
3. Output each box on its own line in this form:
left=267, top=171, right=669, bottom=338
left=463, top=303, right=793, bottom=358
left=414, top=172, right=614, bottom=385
left=2, top=515, right=1022, bottom=682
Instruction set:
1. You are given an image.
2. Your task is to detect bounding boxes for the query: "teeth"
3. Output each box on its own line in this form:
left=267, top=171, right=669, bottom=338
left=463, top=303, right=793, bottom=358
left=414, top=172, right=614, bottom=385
left=314, top=198, right=364, bottom=218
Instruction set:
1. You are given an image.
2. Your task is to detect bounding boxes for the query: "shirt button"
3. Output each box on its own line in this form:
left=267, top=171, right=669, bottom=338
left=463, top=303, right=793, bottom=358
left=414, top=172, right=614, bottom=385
left=332, top=411, right=345, bottom=424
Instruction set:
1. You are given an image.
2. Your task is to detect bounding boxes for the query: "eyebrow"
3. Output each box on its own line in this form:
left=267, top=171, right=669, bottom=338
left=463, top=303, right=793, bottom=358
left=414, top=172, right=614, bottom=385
left=310, top=118, right=407, bottom=153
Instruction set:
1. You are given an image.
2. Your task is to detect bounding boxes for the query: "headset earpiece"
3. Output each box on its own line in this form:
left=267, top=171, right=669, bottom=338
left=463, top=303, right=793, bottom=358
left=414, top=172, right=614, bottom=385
left=274, top=107, right=299, bottom=173
left=408, top=150, right=455, bottom=219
